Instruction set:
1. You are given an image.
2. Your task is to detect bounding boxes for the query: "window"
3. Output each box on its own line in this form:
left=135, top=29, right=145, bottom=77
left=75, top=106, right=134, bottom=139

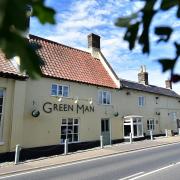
left=138, top=96, right=145, bottom=107
left=147, top=119, right=155, bottom=131
left=98, top=90, right=111, bottom=105
left=123, top=117, right=143, bottom=138
left=0, top=89, right=5, bottom=142
left=169, top=112, right=177, bottom=121
left=101, top=119, right=109, bottom=132
left=61, top=118, right=79, bottom=143
left=51, top=84, right=69, bottom=97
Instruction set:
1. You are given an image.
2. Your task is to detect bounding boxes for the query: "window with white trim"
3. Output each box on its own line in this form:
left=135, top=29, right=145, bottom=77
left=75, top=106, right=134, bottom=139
left=138, top=96, right=145, bottom=107
left=98, top=90, right=111, bottom=105
left=147, top=119, right=155, bottom=131
left=51, top=84, right=69, bottom=97
left=60, top=118, right=79, bottom=143
left=169, top=112, right=177, bottom=121
left=0, top=89, right=5, bottom=142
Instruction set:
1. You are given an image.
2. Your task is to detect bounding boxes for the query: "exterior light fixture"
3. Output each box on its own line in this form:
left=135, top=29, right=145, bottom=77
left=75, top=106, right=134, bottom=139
left=89, top=98, right=93, bottom=105
left=58, top=97, right=63, bottom=102
left=74, top=97, right=79, bottom=104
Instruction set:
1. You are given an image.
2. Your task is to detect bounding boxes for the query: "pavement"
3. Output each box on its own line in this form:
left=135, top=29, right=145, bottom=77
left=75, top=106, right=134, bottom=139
left=1, top=135, right=180, bottom=177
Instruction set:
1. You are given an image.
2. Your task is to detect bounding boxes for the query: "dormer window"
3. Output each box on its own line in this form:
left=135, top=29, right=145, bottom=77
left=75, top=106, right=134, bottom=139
left=51, top=84, right=69, bottom=97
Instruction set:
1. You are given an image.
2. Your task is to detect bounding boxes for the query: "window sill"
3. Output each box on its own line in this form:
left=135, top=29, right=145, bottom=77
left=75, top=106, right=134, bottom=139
left=99, top=104, right=113, bottom=106
left=0, top=142, right=4, bottom=146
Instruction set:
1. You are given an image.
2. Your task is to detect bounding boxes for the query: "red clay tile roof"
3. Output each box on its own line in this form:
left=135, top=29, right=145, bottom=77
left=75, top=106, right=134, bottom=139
left=29, top=34, right=117, bottom=88
left=0, top=50, right=26, bottom=80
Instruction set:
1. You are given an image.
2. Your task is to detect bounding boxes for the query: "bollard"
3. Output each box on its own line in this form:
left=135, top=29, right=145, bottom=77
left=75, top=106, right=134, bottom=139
left=64, top=139, right=68, bottom=155
left=165, top=129, right=168, bottom=137
left=15, top=144, right=21, bottom=165
left=150, top=130, right=153, bottom=140
left=129, top=132, right=132, bottom=144
left=100, top=135, right=103, bottom=149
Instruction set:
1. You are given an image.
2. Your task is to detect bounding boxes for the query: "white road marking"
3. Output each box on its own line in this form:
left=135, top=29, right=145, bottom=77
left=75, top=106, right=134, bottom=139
left=119, top=172, right=144, bottom=180
left=0, top=142, right=180, bottom=179
left=130, top=162, right=180, bottom=180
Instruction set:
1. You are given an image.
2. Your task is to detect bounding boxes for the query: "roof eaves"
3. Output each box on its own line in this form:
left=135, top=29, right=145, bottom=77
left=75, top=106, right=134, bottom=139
left=42, top=74, right=118, bottom=89
left=0, top=72, right=28, bottom=80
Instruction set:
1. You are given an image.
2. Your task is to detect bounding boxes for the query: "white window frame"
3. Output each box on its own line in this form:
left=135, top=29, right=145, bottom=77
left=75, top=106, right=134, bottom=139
left=60, top=118, right=79, bottom=144
left=169, top=112, right=177, bottom=121
left=147, top=119, right=155, bottom=131
left=0, top=88, right=5, bottom=143
left=138, top=96, right=145, bottom=107
left=51, top=84, right=69, bottom=97
left=98, top=90, right=111, bottom=105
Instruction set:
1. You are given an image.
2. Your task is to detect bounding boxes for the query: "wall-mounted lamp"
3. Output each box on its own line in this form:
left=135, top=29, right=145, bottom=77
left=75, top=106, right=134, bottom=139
left=89, top=98, right=93, bottom=105
left=155, top=97, right=159, bottom=104
left=58, top=97, right=63, bottom=102
left=74, top=97, right=79, bottom=104
left=156, top=112, right=160, bottom=116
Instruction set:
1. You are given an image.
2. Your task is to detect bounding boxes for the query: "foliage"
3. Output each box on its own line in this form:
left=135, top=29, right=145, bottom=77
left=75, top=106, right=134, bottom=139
left=115, top=0, right=180, bottom=82
left=0, top=0, right=56, bottom=78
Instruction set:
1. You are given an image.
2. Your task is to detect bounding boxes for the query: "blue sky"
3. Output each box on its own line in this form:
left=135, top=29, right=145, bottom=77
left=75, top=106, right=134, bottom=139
left=30, top=0, right=180, bottom=93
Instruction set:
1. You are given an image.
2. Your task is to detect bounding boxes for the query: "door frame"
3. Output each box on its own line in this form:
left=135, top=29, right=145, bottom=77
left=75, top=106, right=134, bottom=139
left=101, top=118, right=111, bottom=145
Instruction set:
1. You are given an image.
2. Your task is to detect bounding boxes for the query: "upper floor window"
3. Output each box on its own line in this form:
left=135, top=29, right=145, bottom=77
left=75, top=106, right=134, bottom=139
left=169, top=112, right=177, bottom=121
left=51, top=84, right=69, bottom=97
left=0, top=88, right=5, bottom=142
left=147, top=119, right=155, bottom=131
left=98, top=90, right=111, bottom=105
left=138, top=96, right=145, bottom=107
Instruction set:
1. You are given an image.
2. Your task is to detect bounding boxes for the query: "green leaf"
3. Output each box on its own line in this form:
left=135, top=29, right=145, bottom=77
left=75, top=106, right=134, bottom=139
left=160, top=0, right=179, bottom=11
left=171, top=74, right=180, bottom=83
left=155, top=26, right=173, bottom=42
left=115, top=13, right=138, bottom=27
left=138, top=0, right=156, bottom=54
left=32, top=0, right=56, bottom=24
left=124, top=22, right=140, bottom=50
left=174, top=42, right=180, bottom=56
left=177, top=5, right=180, bottom=18
left=158, top=59, right=176, bottom=72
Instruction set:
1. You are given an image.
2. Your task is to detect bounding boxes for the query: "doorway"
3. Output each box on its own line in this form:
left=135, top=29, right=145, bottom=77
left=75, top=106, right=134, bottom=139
left=123, top=115, right=144, bottom=139
left=101, top=119, right=110, bottom=145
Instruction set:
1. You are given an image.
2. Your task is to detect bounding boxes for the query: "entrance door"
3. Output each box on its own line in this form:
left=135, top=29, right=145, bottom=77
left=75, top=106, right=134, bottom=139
left=101, top=119, right=110, bottom=145
left=177, top=119, right=180, bottom=129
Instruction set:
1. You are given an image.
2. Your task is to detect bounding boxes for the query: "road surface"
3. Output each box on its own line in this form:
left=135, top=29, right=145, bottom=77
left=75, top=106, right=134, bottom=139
left=1, top=143, right=180, bottom=180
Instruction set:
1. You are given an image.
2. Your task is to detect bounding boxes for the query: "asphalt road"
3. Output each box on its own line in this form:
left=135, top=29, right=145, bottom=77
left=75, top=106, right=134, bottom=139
left=1, top=143, right=180, bottom=180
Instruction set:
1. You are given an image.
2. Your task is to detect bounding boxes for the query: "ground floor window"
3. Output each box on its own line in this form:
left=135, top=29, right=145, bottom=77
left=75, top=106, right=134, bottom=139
left=0, top=88, right=5, bottom=142
left=124, top=116, right=143, bottom=138
left=60, top=118, right=79, bottom=143
left=147, top=119, right=155, bottom=131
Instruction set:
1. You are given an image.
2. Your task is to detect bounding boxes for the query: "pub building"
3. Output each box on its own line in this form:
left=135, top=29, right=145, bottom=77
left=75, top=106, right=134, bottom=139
left=0, top=33, right=180, bottom=161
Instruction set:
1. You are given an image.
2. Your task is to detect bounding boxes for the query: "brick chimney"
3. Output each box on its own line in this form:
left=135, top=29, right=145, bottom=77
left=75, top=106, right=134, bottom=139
left=138, top=65, right=148, bottom=85
left=24, top=5, right=32, bottom=38
left=88, top=33, right=100, bottom=58
left=165, top=80, right=172, bottom=89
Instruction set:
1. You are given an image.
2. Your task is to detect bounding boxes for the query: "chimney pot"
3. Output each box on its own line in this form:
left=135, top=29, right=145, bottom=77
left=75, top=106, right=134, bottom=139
left=165, top=80, right=172, bottom=89
left=138, top=65, right=148, bottom=85
left=88, top=33, right=100, bottom=50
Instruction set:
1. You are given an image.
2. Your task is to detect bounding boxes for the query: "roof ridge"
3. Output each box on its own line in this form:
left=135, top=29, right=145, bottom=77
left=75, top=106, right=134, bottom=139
left=29, top=34, right=91, bottom=55
left=120, top=78, right=176, bottom=92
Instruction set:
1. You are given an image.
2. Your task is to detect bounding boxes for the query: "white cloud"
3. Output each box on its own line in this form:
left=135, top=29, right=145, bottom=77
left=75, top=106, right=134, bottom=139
left=30, top=0, right=180, bottom=94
